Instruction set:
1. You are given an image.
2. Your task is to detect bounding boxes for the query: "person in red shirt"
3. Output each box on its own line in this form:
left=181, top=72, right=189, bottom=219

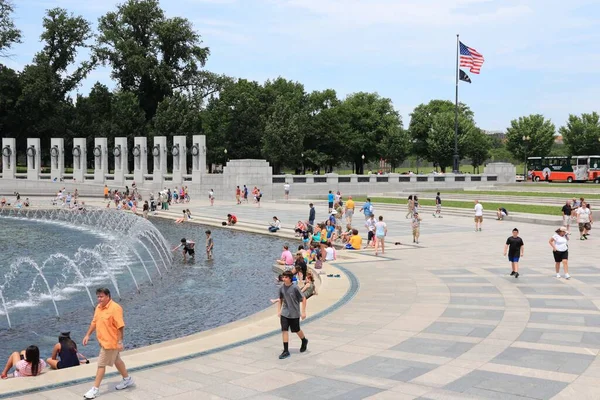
left=227, top=214, right=237, bottom=225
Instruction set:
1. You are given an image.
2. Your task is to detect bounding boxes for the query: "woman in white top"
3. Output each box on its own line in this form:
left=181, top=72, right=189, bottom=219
left=374, top=215, right=388, bottom=256
left=209, top=189, right=215, bottom=206
left=549, top=226, right=570, bottom=279
left=325, top=241, right=336, bottom=261
left=269, top=216, right=281, bottom=232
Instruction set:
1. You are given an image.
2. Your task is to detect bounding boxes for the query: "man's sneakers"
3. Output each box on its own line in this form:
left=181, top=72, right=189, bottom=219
left=300, top=338, right=309, bottom=353
left=84, top=387, right=99, bottom=399
left=565, top=273, right=571, bottom=280
left=279, top=350, right=290, bottom=359
left=510, top=271, right=516, bottom=276
left=514, top=272, right=519, bottom=279
left=556, top=273, right=561, bottom=278
left=115, top=376, right=134, bottom=390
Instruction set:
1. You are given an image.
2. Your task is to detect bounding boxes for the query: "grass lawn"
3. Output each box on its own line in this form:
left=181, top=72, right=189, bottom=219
left=420, top=190, right=600, bottom=199
left=352, top=196, right=561, bottom=216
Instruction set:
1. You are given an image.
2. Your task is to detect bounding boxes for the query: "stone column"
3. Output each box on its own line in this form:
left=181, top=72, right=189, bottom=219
left=171, top=135, right=186, bottom=184
left=50, top=138, right=65, bottom=182
left=191, top=134, right=206, bottom=183
left=133, top=137, right=148, bottom=183
left=72, top=138, right=87, bottom=183
left=93, top=138, right=108, bottom=183
left=152, top=136, right=167, bottom=186
left=1, top=138, right=16, bottom=180
left=26, top=138, right=41, bottom=181
left=113, top=137, right=128, bottom=184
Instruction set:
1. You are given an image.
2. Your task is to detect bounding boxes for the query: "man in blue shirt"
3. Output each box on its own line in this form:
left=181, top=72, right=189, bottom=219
left=327, top=191, right=334, bottom=212
left=360, top=198, right=373, bottom=220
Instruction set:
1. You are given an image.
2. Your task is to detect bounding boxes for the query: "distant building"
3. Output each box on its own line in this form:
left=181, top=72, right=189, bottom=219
left=483, top=130, right=506, bottom=142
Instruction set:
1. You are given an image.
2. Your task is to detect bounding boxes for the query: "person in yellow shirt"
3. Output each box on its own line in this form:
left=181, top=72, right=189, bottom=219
left=346, top=229, right=362, bottom=250
left=103, top=185, right=109, bottom=200
left=345, top=196, right=355, bottom=224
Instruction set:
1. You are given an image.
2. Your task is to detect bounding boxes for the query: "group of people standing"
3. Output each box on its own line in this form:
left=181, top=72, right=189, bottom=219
left=561, top=197, right=593, bottom=240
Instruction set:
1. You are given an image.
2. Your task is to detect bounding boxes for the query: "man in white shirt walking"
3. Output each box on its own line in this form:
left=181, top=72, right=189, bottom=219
left=474, top=200, right=484, bottom=232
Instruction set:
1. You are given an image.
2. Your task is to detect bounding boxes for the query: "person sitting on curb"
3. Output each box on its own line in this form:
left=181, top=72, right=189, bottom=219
left=497, top=207, right=508, bottom=220
left=301, top=274, right=317, bottom=299
left=276, top=245, right=294, bottom=268
left=1, top=345, right=46, bottom=378
left=47, top=331, right=89, bottom=370
left=269, top=216, right=281, bottom=232
left=345, top=229, right=362, bottom=250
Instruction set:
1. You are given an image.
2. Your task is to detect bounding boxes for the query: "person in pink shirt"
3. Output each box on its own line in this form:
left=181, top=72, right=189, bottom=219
left=1, top=345, right=46, bottom=378
left=276, top=245, right=294, bottom=267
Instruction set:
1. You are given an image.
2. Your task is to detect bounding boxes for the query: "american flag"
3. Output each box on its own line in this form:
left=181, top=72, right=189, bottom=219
left=459, top=42, right=484, bottom=74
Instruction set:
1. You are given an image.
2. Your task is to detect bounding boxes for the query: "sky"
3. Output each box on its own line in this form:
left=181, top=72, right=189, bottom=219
left=4, top=0, right=600, bottom=131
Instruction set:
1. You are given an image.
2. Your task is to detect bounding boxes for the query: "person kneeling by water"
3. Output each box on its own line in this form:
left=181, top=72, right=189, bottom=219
left=173, top=238, right=195, bottom=261
left=223, top=214, right=237, bottom=226
left=47, top=331, right=89, bottom=370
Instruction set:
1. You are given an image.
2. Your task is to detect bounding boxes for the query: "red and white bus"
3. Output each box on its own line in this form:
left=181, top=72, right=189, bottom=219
left=528, top=156, right=600, bottom=183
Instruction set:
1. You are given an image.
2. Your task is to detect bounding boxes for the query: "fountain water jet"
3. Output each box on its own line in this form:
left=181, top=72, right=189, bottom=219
left=43, top=254, right=95, bottom=308
left=76, top=248, right=122, bottom=299
left=15, top=257, right=60, bottom=318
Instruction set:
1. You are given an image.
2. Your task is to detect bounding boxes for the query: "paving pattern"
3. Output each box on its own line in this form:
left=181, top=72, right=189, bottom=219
left=7, top=198, right=600, bottom=399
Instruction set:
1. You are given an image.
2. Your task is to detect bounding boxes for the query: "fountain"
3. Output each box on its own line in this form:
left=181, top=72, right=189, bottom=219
left=0, top=207, right=171, bottom=327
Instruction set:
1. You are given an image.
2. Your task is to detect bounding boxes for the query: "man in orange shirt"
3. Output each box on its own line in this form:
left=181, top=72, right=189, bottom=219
left=82, top=288, right=133, bottom=399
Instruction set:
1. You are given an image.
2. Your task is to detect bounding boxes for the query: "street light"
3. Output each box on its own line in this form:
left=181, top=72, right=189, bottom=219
left=522, top=135, right=530, bottom=180
left=361, top=154, right=365, bottom=175
left=301, top=153, right=304, bottom=175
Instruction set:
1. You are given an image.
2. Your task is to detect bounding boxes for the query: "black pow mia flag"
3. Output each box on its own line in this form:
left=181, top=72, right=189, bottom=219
left=459, top=69, right=472, bottom=83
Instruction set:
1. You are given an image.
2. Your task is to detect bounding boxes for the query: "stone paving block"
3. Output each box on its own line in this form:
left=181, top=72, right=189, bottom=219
left=439, top=276, right=489, bottom=283
left=424, top=322, right=495, bottom=338
left=268, top=376, right=381, bottom=400
left=482, top=267, right=542, bottom=275
left=572, top=275, right=600, bottom=284
left=428, top=269, right=473, bottom=275
left=444, top=370, right=568, bottom=399
left=527, top=298, right=598, bottom=310
left=391, top=338, right=475, bottom=358
left=491, top=347, right=594, bottom=374
left=519, top=286, right=583, bottom=296
left=341, top=355, right=438, bottom=382
left=518, top=327, right=600, bottom=348
left=449, top=296, right=505, bottom=307
left=448, top=285, right=500, bottom=294
left=441, top=308, right=504, bottom=320
left=529, top=311, right=600, bottom=327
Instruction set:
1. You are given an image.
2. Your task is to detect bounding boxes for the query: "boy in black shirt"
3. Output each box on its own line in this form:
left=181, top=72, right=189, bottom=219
left=503, top=228, right=524, bottom=278
left=561, top=201, right=572, bottom=231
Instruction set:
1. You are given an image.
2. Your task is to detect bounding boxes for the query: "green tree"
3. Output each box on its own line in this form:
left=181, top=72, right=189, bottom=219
left=110, top=91, right=147, bottom=138
left=505, top=114, right=556, bottom=160
left=426, top=112, right=476, bottom=171
left=152, top=93, right=202, bottom=136
left=202, top=79, right=265, bottom=166
left=0, top=64, right=21, bottom=135
left=0, top=0, right=21, bottom=56
left=408, top=99, right=474, bottom=160
left=96, top=0, right=209, bottom=120
left=304, top=89, right=342, bottom=173
left=338, top=92, right=402, bottom=174
left=262, top=96, right=305, bottom=174
left=559, top=112, right=600, bottom=155
left=378, top=128, right=410, bottom=172
left=464, top=128, right=491, bottom=173
left=15, top=8, right=92, bottom=142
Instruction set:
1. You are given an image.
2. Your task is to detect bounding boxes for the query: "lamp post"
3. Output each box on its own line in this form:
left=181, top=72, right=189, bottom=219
left=361, top=154, right=365, bottom=175
left=224, top=148, right=228, bottom=164
left=522, top=135, right=530, bottom=180
left=301, top=153, right=304, bottom=175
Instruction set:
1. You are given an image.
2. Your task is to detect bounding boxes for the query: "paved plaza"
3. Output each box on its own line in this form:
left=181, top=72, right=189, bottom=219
left=5, top=197, right=600, bottom=399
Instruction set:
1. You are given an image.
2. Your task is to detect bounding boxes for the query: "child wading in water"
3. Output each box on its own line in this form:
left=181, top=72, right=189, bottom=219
left=205, top=230, right=214, bottom=260
left=172, top=238, right=195, bottom=262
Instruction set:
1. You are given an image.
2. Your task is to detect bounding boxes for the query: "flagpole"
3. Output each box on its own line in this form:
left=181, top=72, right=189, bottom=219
left=453, top=34, right=460, bottom=173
